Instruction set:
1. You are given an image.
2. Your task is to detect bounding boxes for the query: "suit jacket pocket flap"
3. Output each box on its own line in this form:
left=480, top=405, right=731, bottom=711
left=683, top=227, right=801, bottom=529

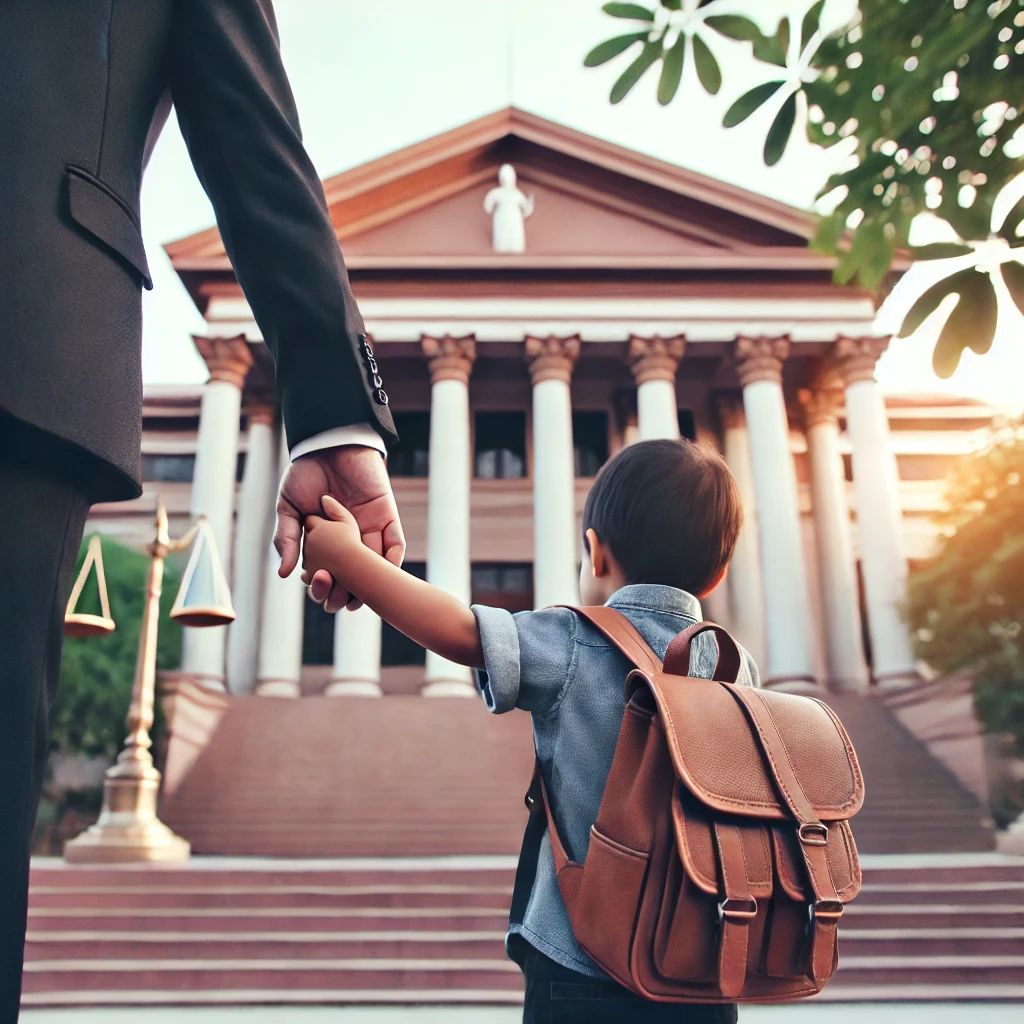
left=66, top=166, right=152, bottom=288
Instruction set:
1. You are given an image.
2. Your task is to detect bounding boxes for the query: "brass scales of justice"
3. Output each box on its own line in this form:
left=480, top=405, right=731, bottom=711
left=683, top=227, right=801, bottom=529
left=62, top=497, right=234, bottom=863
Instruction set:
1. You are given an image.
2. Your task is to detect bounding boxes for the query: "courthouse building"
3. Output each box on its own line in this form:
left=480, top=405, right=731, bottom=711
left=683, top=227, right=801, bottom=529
left=92, top=108, right=996, bottom=705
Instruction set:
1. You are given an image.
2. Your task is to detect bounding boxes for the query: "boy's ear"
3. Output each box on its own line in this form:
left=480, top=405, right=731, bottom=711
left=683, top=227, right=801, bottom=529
left=585, top=528, right=608, bottom=579
left=698, top=564, right=728, bottom=598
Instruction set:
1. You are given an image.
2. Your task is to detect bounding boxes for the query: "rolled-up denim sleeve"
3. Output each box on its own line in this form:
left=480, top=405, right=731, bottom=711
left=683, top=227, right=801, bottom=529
left=472, top=605, right=576, bottom=715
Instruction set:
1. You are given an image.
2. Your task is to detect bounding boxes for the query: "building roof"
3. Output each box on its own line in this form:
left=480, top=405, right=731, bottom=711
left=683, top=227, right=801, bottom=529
left=166, top=107, right=863, bottom=314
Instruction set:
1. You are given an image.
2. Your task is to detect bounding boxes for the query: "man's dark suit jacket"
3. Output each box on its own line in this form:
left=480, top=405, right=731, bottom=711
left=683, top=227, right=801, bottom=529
left=0, top=0, right=397, bottom=502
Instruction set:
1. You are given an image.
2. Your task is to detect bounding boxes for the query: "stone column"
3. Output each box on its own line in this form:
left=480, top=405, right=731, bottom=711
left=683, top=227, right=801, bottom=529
left=717, top=396, right=765, bottom=672
left=629, top=335, right=685, bottom=440
left=526, top=335, right=581, bottom=608
left=734, top=336, right=817, bottom=690
left=255, top=432, right=304, bottom=698
left=226, top=400, right=277, bottom=695
left=834, top=336, right=918, bottom=688
left=327, top=605, right=383, bottom=697
left=421, top=334, right=476, bottom=697
left=801, top=382, right=870, bottom=692
left=181, top=335, right=252, bottom=688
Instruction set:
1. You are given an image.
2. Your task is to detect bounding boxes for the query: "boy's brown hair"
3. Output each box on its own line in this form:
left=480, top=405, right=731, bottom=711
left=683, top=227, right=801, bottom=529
left=582, top=438, right=743, bottom=595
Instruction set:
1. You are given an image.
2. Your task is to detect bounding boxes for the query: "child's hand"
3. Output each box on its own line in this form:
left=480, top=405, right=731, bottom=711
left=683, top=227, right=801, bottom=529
left=302, top=495, right=363, bottom=580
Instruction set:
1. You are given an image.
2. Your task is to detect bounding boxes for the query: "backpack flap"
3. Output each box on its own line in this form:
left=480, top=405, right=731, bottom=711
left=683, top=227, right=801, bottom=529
left=631, top=670, right=865, bottom=823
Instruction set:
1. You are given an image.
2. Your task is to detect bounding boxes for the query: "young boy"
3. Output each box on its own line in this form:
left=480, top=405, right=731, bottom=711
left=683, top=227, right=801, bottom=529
left=302, top=438, right=757, bottom=1023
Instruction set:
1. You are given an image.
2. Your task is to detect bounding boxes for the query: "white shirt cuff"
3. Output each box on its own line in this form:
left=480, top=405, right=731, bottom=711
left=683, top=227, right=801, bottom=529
left=290, top=424, right=387, bottom=461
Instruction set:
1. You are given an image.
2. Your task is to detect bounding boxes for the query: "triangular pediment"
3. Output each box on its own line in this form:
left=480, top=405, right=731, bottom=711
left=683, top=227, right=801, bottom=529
left=166, top=107, right=816, bottom=273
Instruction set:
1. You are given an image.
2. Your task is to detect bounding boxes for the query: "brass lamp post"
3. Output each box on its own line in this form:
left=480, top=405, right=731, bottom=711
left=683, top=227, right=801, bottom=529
left=64, top=498, right=234, bottom=863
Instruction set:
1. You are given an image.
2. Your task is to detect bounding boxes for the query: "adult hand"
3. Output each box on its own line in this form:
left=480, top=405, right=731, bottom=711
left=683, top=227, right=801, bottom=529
left=274, top=445, right=405, bottom=612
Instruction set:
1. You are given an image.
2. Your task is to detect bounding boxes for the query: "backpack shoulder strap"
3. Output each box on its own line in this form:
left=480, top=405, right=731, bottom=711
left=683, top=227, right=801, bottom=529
left=560, top=604, right=662, bottom=677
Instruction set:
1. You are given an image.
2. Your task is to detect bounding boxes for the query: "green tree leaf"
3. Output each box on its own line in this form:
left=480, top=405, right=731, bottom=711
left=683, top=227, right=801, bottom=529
left=1001, top=259, right=1024, bottom=317
left=610, top=42, right=661, bottom=103
left=897, top=267, right=975, bottom=338
left=603, top=2, right=655, bottom=20
left=704, top=15, right=768, bottom=42
left=933, top=270, right=998, bottom=377
left=723, top=80, right=784, bottom=128
left=997, top=193, right=1024, bottom=243
left=763, top=91, right=797, bottom=166
left=584, top=31, right=649, bottom=67
left=692, top=33, right=722, bottom=95
left=911, top=243, right=974, bottom=261
left=753, top=18, right=789, bottom=67
left=657, top=34, right=687, bottom=105
left=800, top=0, right=826, bottom=53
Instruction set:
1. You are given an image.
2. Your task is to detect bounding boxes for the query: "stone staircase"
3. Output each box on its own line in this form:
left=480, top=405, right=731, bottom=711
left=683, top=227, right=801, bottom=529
left=22, top=855, right=1024, bottom=1007
left=826, top=693, right=996, bottom=853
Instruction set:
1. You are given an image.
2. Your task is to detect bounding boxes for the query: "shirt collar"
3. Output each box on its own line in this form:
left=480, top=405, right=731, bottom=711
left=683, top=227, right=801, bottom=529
left=605, top=584, right=702, bottom=620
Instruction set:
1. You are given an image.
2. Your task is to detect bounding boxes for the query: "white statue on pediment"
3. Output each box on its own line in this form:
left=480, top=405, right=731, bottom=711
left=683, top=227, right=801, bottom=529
left=484, top=163, right=534, bottom=253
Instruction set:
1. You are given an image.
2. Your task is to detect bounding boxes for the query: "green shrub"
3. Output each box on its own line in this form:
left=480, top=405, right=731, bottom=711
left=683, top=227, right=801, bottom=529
left=906, top=418, right=1024, bottom=753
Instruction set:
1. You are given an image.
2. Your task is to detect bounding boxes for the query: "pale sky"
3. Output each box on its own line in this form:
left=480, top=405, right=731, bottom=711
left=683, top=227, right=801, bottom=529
left=140, top=0, right=1023, bottom=407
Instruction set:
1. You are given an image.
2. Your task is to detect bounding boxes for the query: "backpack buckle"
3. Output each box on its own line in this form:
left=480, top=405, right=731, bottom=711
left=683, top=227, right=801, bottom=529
left=808, top=899, right=844, bottom=921
left=798, top=821, right=829, bottom=846
left=717, top=896, right=758, bottom=922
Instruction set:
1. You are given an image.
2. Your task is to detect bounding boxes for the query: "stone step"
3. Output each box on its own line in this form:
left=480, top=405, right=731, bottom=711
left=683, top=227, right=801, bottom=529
left=20, top=983, right=1024, bottom=1008
left=24, top=954, right=1024, bottom=996
left=25, top=927, right=1024, bottom=962
left=21, top=958, right=523, bottom=994
left=27, top=885, right=512, bottom=911
left=25, top=932, right=508, bottom=962
left=26, top=907, right=511, bottom=933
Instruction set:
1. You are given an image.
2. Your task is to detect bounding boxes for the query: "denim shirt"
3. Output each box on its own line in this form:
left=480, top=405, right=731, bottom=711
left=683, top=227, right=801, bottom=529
left=471, top=584, right=760, bottom=980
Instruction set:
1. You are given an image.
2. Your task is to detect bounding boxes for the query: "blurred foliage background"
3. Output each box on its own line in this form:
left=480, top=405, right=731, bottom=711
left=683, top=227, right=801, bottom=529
left=587, top=0, right=1024, bottom=376
left=906, top=418, right=1024, bottom=757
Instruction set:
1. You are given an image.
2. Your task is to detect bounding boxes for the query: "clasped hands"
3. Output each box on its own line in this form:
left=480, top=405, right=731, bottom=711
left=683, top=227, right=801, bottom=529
left=274, top=445, right=404, bottom=613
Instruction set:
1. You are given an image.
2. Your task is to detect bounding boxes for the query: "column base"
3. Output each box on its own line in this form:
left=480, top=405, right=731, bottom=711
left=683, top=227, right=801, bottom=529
left=762, top=675, right=823, bottom=695
left=873, top=668, right=923, bottom=691
left=421, top=679, right=477, bottom=699
left=254, top=679, right=301, bottom=698
left=997, top=811, right=1024, bottom=856
left=324, top=679, right=383, bottom=697
left=188, top=673, right=227, bottom=693
left=828, top=675, right=871, bottom=695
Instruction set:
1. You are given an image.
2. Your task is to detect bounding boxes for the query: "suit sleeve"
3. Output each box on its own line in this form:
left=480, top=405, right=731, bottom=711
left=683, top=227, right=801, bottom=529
left=167, top=0, right=396, bottom=451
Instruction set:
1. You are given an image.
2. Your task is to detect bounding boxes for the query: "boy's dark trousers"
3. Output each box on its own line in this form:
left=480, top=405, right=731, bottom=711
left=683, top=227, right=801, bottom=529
left=0, top=418, right=92, bottom=1022
left=516, top=939, right=739, bottom=1023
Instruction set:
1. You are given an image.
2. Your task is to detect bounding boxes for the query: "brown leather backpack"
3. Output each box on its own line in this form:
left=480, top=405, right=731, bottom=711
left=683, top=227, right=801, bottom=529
left=523, top=606, right=864, bottom=1003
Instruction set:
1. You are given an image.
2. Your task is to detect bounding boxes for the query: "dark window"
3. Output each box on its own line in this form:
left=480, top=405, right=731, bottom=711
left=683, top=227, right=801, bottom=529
left=304, top=564, right=431, bottom=667
left=141, top=454, right=195, bottom=483
left=573, top=411, right=609, bottom=477
left=472, top=563, right=534, bottom=613
left=382, top=562, right=427, bottom=666
left=678, top=409, right=697, bottom=441
left=302, top=602, right=334, bottom=666
left=389, top=411, right=431, bottom=477
left=474, top=412, right=526, bottom=479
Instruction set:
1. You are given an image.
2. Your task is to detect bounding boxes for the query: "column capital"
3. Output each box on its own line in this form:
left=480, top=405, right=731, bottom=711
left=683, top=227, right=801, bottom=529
left=799, top=385, right=842, bottom=429
left=715, top=393, right=746, bottom=431
left=628, top=334, right=686, bottom=385
left=193, top=334, right=253, bottom=388
left=525, top=334, right=581, bottom=385
left=832, top=335, right=890, bottom=386
left=734, top=335, right=791, bottom=387
left=421, top=334, right=477, bottom=384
